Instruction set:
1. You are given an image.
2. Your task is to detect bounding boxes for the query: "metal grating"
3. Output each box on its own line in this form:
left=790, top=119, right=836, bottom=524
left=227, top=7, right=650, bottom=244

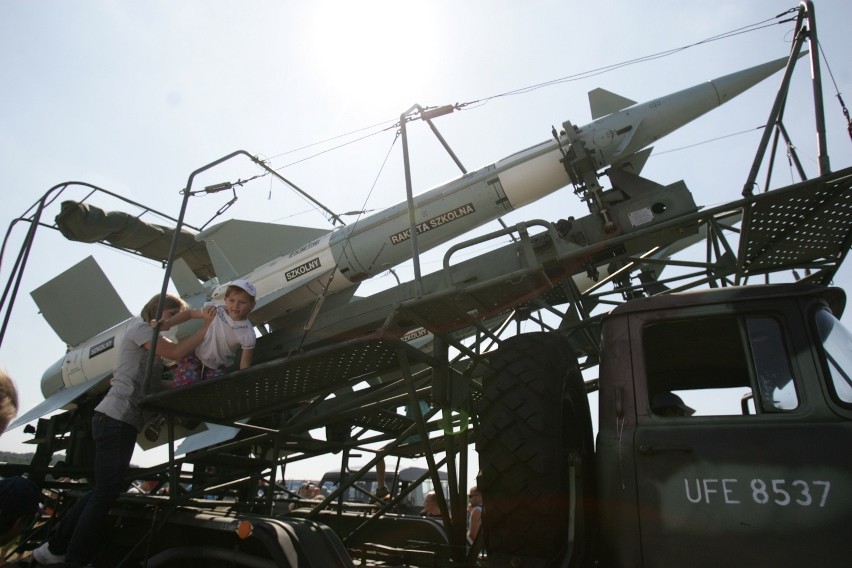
left=143, top=335, right=426, bottom=423
left=740, top=167, right=852, bottom=280
left=350, top=409, right=415, bottom=435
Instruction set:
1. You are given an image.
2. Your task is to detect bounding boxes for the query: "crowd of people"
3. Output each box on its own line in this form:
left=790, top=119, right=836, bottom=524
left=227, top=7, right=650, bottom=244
left=285, top=482, right=324, bottom=511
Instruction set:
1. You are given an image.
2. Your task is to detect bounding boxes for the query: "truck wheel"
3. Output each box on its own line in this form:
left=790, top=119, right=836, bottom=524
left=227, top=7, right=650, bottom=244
left=476, top=332, right=594, bottom=566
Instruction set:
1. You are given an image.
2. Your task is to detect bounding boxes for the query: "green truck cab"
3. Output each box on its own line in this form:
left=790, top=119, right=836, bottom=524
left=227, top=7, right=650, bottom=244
left=479, top=283, right=852, bottom=567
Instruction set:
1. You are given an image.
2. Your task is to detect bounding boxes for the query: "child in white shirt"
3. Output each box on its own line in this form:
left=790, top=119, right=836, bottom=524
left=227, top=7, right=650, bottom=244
left=156, top=278, right=257, bottom=385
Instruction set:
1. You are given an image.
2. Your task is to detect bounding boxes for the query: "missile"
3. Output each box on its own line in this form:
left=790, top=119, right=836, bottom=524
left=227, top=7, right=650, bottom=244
left=222, top=55, right=794, bottom=324
left=9, top=53, right=792, bottom=436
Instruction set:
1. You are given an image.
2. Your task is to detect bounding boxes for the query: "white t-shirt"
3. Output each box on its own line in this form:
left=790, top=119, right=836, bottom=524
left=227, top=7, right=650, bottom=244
left=95, top=319, right=162, bottom=431
left=194, top=303, right=256, bottom=368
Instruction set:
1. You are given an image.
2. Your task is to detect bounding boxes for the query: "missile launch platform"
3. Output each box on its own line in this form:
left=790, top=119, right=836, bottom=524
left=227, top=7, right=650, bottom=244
left=140, top=165, right=852, bottom=511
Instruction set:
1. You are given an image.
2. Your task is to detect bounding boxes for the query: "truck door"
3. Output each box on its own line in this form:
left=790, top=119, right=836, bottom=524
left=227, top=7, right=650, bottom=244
left=631, top=304, right=852, bottom=568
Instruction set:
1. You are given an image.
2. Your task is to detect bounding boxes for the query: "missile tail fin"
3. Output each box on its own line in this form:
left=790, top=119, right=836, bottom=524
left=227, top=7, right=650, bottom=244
left=170, top=258, right=206, bottom=298
left=610, top=147, right=654, bottom=176
left=206, top=239, right=240, bottom=282
left=31, top=256, right=131, bottom=346
left=195, top=219, right=330, bottom=279
left=6, top=373, right=112, bottom=431
left=588, top=88, right=637, bottom=119
left=172, top=423, right=241, bottom=455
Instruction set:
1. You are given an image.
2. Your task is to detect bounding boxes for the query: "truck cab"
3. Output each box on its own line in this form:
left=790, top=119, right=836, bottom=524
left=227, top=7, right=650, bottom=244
left=597, top=283, right=852, bottom=567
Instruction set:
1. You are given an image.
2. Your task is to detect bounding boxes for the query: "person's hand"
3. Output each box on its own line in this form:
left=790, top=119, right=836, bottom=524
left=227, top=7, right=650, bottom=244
left=201, top=305, right=216, bottom=326
left=151, top=318, right=173, bottom=331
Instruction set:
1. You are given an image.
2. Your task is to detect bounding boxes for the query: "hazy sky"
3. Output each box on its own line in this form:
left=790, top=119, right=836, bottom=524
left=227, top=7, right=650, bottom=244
left=2, top=0, right=851, bottom=485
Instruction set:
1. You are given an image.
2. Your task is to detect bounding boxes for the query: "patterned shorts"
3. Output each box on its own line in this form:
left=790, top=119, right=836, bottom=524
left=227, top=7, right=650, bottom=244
left=174, top=352, right=226, bottom=386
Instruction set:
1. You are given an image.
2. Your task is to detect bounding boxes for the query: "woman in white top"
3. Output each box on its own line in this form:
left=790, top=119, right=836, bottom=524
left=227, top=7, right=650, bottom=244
left=34, top=293, right=214, bottom=567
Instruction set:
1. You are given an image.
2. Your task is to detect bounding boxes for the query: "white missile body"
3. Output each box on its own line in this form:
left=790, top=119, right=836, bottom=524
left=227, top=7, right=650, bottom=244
left=53, top=319, right=139, bottom=390
left=223, top=55, right=793, bottom=323
left=8, top=54, right=793, bottom=434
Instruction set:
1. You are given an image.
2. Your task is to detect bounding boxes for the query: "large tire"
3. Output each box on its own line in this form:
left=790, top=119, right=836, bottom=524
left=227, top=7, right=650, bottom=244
left=476, top=332, right=594, bottom=567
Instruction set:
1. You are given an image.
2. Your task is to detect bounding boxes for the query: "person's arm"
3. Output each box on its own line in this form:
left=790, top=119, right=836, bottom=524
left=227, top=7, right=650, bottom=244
left=153, top=308, right=203, bottom=331
left=239, top=348, right=254, bottom=370
left=146, top=306, right=215, bottom=359
left=467, top=507, right=482, bottom=544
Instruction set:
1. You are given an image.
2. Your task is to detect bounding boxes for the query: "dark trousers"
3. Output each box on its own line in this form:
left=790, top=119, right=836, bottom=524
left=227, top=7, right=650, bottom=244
left=50, top=412, right=137, bottom=565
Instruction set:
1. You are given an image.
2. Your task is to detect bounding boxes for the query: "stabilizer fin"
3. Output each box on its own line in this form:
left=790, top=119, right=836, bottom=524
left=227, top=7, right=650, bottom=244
left=588, top=88, right=637, bottom=119
left=169, top=257, right=206, bottom=298
left=173, top=423, right=242, bottom=455
left=6, top=372, right=111, bottom=431
left=609, top=147, right=654, bottom=176
left=205, top=239, right=240, bottom=282
left=31, top=256, right=131, bottom=346
left=196, top=219, right=330, bottom=278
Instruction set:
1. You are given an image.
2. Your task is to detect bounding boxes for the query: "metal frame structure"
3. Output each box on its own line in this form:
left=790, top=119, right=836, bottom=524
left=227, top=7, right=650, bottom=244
left=3, top=2, right=851, bottom=564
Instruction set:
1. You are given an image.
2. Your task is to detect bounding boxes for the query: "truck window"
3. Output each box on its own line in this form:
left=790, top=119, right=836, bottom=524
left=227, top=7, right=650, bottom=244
left=643, top=315, right=798, bottom=416
left=814, top=307, right=852, bottom=405
left=745, top=317, right=798, bottom=411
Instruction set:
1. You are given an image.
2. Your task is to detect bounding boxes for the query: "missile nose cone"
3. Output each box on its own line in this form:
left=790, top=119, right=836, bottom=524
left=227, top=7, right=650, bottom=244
left=710, top=51, right=807, bottom=104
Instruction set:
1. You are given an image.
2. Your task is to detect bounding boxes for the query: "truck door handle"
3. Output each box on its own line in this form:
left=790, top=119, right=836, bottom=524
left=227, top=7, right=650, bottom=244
left=638, top=444, right=693, bottom=455
left=615, top=387, right=623, bottom=418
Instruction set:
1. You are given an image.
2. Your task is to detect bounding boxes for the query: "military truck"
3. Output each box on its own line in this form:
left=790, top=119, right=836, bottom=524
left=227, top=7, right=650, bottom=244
left=476, top=282, right=852, bottom=567
left=2, top=3, right=850, bottom=566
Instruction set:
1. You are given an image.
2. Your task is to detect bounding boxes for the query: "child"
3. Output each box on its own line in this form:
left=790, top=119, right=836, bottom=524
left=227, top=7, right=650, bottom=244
left=155, top=278, right=257, bottom=385
left=143, top=280, right=257, bottom=442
